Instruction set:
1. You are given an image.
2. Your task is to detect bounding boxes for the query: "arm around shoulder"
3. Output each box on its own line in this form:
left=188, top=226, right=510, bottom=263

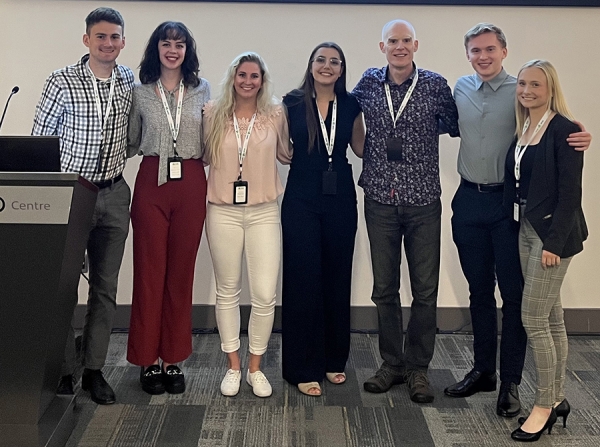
left=567, top=119, right=592, bottom=151
left=126, top=85, right=143, bottom=158
left=275, top=103, right=292, bottom=165
left=350, top=112, right=365, bottom=158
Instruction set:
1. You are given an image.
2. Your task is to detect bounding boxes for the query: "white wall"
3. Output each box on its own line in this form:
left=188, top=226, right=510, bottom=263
left=1, top=0, right=598, bottom=309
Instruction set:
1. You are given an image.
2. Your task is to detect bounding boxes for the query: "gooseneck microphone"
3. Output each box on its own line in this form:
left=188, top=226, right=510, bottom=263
left=0, top=86, right=20, bottom=132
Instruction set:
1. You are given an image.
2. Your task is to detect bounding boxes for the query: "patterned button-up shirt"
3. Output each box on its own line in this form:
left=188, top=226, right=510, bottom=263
left=353, top=65, right=459, bottom=206
left=32, top=54, right=134, bottom=182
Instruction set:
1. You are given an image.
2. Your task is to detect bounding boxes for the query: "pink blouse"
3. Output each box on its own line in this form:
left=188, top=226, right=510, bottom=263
left=204, top=101, right=291, bottom=206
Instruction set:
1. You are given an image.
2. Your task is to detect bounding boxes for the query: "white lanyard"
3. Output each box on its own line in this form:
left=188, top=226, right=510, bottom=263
left=157, top=79, right=185, bottom=154
left=384, top=67, right=419, bottom=129
left=88, top=66, right=116, bottom=141
left=514, top=109, right=552, bottom=183
left=316, top=96, right=337, bottom=165
left=233, top=112, right=257, bottom=180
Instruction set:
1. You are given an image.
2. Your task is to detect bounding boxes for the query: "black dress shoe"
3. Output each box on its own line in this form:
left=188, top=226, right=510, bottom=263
left=56, top=374, right=75, bottom=395
left=511, top=409, right=557, bottom=442
left=140, top=365, right=165, bottom=395
left=444, top=369, right=497, bottom=398
left=162, top=365, right=185, bottom=394
left=497, top=382, right=521, bottom=417
left=81, top=369, right=116, bottom=405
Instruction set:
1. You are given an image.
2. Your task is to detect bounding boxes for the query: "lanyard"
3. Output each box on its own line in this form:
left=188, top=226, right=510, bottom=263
left=88, top=65, right=116, bottom=141
left=233, top=112, right=257, bottom=180
left=316, top=96, right=337, bottom=169
left=157, top=79, right=185, bottom=155
left=514, top=109, right=552, bottom=185
left=384, top=67, right=419, bottom=129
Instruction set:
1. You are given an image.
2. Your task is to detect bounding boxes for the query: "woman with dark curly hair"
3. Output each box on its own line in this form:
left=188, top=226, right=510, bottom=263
left=127, top=21, right=210, bottom=395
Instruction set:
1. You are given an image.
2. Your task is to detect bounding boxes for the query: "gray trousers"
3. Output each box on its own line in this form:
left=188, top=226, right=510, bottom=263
left=62, top=178, right=131, bottom=374
left=519, top=218, right=571, bottom=408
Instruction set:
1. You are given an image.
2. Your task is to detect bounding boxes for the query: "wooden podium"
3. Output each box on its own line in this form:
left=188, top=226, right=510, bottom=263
left=0, top=173, right=97, bottom=447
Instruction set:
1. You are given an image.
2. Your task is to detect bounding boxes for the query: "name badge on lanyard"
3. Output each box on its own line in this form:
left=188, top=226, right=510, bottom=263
left=233, top=112, right=256, bottom=204
left=384, top=67, right=419, bottom=162
left=317, top=96, right=337, bottom=195
left=88, top=65, right=116, bottom=173
left=512, top=109, right=552, bottom=221
left=158, top=79, right=185, bottom=181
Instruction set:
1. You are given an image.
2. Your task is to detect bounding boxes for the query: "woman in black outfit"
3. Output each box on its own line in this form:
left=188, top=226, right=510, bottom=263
left=281, top=42, right=365, bottom=396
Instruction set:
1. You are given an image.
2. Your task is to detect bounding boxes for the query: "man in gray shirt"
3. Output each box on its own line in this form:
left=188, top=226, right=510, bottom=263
left=444, top=23, right=590, bottom=417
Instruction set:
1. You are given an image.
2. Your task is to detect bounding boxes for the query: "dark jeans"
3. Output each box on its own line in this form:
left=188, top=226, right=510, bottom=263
left=62, top=178, right=131, bottom=374
left=451, top=184, right=527, bottom=384
left=364, top=197, right=441, bottom=373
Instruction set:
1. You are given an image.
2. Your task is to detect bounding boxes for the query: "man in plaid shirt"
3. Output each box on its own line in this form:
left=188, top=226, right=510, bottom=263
left=32, top=7, right=134, bottom=405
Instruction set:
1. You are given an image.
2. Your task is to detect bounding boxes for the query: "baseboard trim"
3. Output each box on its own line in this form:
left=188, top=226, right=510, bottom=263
left=73, top=305, right=600, bottom=334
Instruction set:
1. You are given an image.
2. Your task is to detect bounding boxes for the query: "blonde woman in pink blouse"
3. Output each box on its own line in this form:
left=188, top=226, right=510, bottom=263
left=204, top=52, right=291, bottom=398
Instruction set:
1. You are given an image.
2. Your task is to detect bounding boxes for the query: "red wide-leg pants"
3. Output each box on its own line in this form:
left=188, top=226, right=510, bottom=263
left=127, top=156, right=207, bottom=365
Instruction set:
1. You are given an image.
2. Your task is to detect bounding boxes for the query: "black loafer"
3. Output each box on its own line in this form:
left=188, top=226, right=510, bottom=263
left=56, top=374, right=75, bottom=395
left=497, top=381, right=520, bottom=417
left=163, top=365, right=185, bottom=394
left=81, top=369, right=116, bottom=405
left=140, top=365, right=165, bottom=395
left=444, top=369, right=497, bottom=398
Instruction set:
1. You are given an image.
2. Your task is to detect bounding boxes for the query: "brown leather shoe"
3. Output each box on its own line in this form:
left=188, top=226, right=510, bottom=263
left=407, top=370, right=434, bottom=403
left=364, top=367, right=405, bottom=393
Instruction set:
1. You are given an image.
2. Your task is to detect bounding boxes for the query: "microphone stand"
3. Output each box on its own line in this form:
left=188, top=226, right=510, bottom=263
left=0, top=86, right=20, bottom=132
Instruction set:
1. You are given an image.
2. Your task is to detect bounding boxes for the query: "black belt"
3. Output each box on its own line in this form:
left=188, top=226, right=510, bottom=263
left=461, top=178, right=503, bottom=193
left=94, top=174, right=123, bottom=189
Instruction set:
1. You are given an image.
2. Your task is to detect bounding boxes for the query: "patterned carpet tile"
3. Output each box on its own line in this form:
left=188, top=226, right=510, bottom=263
left=65, top=333, right=600, bottom=447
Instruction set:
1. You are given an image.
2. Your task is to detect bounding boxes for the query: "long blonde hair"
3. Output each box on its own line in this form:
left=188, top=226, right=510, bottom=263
left=515, top=59, right=574, bottom=136
left=204, top=52, right=276, bottom=167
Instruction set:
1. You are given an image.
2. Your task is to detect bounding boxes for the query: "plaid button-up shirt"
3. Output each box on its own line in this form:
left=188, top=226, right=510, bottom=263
left=32, top=54, right=134, bottom=182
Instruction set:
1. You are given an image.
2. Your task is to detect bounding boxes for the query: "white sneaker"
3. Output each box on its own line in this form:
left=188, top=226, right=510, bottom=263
left=220, top=369, right=241, bottom=396
left=246, top=370, right=272, bottom=398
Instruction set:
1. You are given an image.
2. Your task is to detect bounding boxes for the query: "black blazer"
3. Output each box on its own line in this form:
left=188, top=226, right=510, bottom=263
left=504, top=114, right=588, bottom=258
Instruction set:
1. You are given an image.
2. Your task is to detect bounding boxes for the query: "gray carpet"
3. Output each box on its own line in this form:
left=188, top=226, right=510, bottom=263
left=66, top=333, right=600, bottom=446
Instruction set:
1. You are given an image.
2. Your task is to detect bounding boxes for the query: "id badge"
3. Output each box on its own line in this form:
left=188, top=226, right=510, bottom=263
left=322, top=170, right=337, bottom=195
left=233, top=180, right=248, bottom=205
left=513, top=203, right=520, bottom=222
left=167, top=156, right=183, bottom=181
left=386, top=137, right=403, bottom=161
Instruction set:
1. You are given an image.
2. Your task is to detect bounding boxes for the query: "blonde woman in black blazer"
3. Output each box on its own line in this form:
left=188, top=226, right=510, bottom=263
left=503, top=59, right=588, bottom=443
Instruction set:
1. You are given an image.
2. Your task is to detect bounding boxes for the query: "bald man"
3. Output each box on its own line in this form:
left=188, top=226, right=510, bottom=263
left=352, top=20, right=459, bottom=403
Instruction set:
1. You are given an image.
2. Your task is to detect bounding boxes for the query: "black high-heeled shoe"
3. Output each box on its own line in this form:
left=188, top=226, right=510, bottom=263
left=554, top=399, right=570, bottom=428
left=518, top=399, right=571, bottom=428
left=511, top=409, right=557, bottom=442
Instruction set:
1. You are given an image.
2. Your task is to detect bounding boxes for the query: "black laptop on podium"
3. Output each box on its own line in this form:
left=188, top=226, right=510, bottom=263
left=0, top=136, right=61, bottom=172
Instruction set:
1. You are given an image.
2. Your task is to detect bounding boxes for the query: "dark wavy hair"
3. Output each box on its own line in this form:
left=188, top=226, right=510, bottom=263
left=85, top=7, right=124, bottom=34
left=139, top=22, right=200, bottom=87
left=298, top=42, right=347, bottom=152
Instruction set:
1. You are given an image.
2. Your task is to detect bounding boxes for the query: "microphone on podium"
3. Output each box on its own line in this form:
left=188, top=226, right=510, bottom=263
left=0, top=86, right=20, bottom=132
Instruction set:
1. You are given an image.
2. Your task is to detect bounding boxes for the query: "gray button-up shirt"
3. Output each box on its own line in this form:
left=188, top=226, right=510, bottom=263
left=454, top=69, right=516, bottom=184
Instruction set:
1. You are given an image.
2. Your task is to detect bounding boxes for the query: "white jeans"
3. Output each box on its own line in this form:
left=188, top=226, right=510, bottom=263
left=206, top=201, right=280, bottom=355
